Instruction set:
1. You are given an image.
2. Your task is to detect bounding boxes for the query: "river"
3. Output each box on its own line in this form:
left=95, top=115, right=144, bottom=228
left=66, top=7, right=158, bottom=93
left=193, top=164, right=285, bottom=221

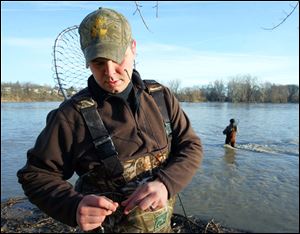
left=1, top=102, right=299, bottom=233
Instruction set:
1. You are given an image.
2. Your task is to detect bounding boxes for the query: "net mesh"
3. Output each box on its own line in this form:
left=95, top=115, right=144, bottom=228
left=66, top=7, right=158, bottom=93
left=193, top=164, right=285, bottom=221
left=52, top=25, right=91, bottom=99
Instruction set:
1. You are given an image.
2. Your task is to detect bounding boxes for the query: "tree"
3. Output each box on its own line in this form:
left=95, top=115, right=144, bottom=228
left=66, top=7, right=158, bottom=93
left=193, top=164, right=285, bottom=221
left=168, top=79, right=181, bottom=98
left=287, top=84, right=299, bottom=103
left=226, top=74, right=259, bottom=103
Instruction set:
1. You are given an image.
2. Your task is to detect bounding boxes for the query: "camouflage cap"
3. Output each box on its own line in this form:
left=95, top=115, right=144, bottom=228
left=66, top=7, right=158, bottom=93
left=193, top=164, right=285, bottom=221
left=79, top=7, right=132, bottom=67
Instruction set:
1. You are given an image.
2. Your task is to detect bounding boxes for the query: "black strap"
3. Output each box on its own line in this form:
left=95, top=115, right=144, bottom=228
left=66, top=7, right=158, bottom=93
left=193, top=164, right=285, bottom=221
left=143, top=80, right=173, bottom=138
left=79, top=103, right=123, bottom=178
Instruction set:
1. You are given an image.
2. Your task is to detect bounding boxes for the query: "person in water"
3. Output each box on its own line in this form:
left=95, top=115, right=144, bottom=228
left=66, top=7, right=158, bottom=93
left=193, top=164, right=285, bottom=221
left=223, top=118, right=238, bottom=147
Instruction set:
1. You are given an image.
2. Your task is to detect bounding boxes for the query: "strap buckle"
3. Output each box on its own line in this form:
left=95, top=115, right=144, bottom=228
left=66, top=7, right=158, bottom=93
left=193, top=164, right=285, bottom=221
left=93, top=136, right=118, bottom=159
left=94, top=135, right=111, bottom=147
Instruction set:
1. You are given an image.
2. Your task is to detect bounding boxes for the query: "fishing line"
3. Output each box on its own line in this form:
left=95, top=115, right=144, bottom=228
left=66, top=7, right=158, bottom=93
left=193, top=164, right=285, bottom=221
left=177, top=193, right=193, bottom=232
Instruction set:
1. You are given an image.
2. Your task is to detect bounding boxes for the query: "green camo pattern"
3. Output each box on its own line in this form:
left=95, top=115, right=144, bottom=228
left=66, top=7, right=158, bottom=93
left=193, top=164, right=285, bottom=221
left=79, top=7, right=132, bottom=65
left=75, top=150, right=175, bottom=233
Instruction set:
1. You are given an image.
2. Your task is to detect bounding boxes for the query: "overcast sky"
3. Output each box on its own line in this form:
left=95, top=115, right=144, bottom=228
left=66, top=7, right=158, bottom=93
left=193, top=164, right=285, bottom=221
left=1, top=1, right=299, bottom=88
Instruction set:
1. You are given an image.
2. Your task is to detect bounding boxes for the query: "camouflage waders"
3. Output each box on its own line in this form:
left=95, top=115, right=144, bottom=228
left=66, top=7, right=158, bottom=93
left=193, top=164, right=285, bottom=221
left=75, top=150, right=175, bottom=233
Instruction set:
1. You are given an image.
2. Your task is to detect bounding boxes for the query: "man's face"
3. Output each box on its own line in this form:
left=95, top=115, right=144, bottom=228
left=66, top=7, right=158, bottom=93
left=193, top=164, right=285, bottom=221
left=89, top=41, right=136, bottom=94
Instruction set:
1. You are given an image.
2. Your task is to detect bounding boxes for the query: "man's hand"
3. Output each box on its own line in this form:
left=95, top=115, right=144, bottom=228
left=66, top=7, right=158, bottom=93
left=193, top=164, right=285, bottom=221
left=76, top=194, right=119, bottom=231
left=121, top=179, right=168, bottom=214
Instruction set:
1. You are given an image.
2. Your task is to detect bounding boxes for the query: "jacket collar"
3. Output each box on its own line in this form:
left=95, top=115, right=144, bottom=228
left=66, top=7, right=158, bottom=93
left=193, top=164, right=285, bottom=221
left=131, top=69, right=145, bottom=90
left=88, top=69, right=145, bottom=106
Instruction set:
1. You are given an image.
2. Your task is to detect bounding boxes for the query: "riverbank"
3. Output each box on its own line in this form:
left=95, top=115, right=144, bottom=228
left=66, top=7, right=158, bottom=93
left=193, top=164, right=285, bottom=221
left=1, top=98, right=63, bottom=103
left=1, top=197, right=247, bottom=233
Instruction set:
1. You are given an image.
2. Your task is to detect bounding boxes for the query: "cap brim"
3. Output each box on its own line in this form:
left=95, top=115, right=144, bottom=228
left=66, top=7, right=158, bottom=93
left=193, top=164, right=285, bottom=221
left=84, top=43, right=126, bottom=68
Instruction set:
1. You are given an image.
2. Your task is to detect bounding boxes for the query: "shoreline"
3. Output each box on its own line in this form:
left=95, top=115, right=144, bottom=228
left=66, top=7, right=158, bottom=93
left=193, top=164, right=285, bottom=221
left=1, top=197, right=248, bottom=233
left=1, top=99, right=63, bottom=103
left=2, top=99, right=299, bottom=104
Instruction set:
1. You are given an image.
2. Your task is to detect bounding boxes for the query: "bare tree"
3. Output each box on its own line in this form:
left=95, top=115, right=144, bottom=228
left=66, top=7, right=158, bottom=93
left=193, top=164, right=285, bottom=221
left=213, top=80, right=226, bottom=102
left=168, top=79, right=181, bottom=97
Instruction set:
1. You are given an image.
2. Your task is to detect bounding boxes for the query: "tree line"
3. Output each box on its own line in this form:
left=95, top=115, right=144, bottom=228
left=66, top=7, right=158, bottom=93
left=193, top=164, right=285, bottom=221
left=168, top=74, right=299, bottom=103
left=1, top=75, right=299, bottom=103
left=1, top=82, right=63, bottom=102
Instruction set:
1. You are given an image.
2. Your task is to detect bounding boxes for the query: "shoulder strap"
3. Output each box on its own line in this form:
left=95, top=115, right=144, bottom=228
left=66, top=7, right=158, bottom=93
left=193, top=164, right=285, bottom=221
left=72, top=80, right=172, bottom=177
left=72, top=92, right=123, bottom=178
left=143, top=80, right=173, bottom=139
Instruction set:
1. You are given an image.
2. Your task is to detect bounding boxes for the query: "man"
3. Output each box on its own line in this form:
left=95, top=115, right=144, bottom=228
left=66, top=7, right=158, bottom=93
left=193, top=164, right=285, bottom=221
left=17, top=7, right=203, bottom=233
left=223, top=118, right=238, bottom=147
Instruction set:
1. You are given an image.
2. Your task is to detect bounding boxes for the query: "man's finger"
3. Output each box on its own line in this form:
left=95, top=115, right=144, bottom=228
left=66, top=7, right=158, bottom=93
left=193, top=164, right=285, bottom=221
left=83, top=195, right=119, bottom=211
left=79, top=206, right=113, bottom=216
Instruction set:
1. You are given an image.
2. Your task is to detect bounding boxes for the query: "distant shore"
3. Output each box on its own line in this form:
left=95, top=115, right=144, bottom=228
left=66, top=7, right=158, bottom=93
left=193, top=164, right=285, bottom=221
left=1, top=98, right=63, bottom=103
left=2, top=80, right=299, bottom=103
left=2, top=98, right=299, bottom=104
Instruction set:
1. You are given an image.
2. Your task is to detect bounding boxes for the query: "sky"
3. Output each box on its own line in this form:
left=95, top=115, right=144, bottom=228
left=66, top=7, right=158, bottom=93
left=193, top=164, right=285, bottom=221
left=1, top=1, right=299, bottom=88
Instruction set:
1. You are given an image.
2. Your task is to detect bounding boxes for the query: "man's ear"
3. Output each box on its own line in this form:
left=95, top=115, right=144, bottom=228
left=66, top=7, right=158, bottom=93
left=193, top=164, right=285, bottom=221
left=131, top=39, right=137, bottom=56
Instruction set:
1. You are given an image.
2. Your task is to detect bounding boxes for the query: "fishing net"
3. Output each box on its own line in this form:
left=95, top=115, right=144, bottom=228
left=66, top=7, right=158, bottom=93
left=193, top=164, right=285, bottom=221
left=52, top=25, right=91, bottom=100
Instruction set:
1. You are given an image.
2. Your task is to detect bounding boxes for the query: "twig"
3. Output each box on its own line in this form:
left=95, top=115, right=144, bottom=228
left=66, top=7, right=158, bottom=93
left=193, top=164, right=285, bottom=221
left=262, top=2, right=298, bottom=30
left=204, top=219, right=211, bottom=233
left=134, top=1, right=151, bottom=31
left=153, top=1, right=159, bottom=18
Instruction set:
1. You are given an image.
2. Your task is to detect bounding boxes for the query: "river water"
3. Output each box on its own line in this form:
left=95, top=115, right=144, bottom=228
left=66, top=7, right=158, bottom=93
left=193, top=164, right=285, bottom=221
left=1, top=102, right=299, bottom=233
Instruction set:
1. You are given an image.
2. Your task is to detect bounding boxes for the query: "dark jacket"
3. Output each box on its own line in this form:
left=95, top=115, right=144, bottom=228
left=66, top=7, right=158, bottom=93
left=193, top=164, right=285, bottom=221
left=223, top=123, right=237, bottom=146
left=17, top=70, right=203, bottom=227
